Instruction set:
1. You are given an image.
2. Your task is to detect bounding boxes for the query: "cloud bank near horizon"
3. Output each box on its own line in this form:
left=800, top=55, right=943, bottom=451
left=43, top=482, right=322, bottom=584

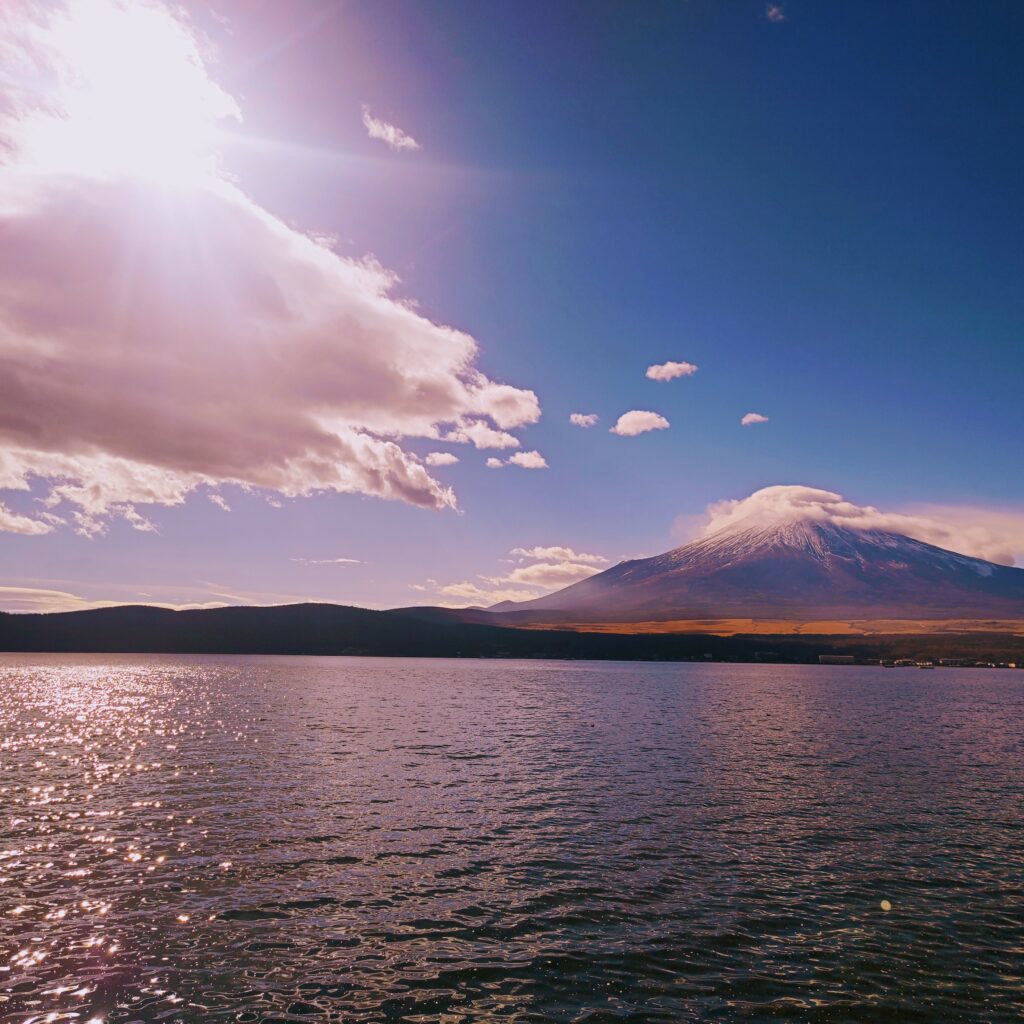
left=0, top=0, right=538, bottom=536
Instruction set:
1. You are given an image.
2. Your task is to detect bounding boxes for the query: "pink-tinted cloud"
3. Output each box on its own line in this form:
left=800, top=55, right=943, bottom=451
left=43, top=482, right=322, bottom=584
left=0, top=501, right=53, bottom=535
left=510, top=546, right=607, bottom=564
left=646, top=360, right=698, bottom=382
left=506, top=450, right=548, bottom=469
left=569, top=412, right=599, bottom=427
left=361, top=105, right=420, bottom=152
left=741, top=412, right=770, bottom=426
left=424, top=452, right=459, bottom=467
left=485, top=457, right=504, bottom=469
left=426, top=541, right=610, bottom=607
left=766, top=4, right=786, bottom=23
left=610, top=410, right=670, bottom=436
left=504, top=561, right=601, bottom=588
left=443, top=422, right=524, bottom=450
left=0, top=1, right=540, bottom=533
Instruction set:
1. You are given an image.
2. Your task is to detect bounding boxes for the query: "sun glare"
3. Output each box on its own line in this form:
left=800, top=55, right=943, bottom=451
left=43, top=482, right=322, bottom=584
left=13, top=0, right=239, bottom=185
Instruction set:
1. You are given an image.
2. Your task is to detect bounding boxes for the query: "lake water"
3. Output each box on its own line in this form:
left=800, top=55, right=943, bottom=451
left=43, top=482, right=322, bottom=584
left=1, top=655, right=1022, bottom=1022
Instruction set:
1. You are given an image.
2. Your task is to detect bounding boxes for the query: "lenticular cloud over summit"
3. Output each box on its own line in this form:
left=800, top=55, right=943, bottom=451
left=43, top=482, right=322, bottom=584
left=697, top=485, right=1024, bottom=566
left=0, top=0, right=538, bottom=535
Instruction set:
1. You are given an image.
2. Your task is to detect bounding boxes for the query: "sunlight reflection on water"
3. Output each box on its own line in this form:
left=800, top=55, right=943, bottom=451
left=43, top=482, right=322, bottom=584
left=1, top=655, right=1022, bottom=1022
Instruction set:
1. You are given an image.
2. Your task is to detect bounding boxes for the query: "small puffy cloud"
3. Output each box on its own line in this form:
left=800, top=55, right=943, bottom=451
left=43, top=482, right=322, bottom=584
left=511, top=546, right=608, bottom=565
left=506, top=450, right=548, bottom=470
left=610, top=411, right=670, bottom=436
left=682, top=484, right=1024, bottom=566
left=208, top=493, right=231, bottom=512
left=569, top=412, right=598, bottom=428
left=766, top=4, right=786, bottom=22
left=741, top=412, right=770, bottom=426
left=424, top=452, right=459, bottom=467
left=0, top=1, right=539, bottom=533
left=361, top=105, right=420, bottom=152
left=646, top=360, right=698, bottom=382
left=485, top=457, right=504, bottom=469
left=291, top=556, right=361, bottom=566
left=0, top=502, right=53, bottom=536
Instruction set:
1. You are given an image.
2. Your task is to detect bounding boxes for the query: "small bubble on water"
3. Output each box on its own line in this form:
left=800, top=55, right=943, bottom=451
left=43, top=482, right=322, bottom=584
left=880, top=899, right=892, bottom=911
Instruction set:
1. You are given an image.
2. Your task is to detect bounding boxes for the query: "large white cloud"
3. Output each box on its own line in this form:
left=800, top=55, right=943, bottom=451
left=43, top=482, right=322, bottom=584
left=687, top=485, right=1024, bottom=566
left=0, top=0, right=539, bottom=535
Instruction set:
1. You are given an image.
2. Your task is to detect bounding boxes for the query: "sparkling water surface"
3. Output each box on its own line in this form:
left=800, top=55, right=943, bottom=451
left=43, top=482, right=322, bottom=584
left=1, top=655, right=1022, bottom=1022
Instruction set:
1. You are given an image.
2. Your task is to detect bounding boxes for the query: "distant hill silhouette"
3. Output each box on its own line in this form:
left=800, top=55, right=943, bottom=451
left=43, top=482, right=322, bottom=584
left=1, top=602, right=1023, bottom=665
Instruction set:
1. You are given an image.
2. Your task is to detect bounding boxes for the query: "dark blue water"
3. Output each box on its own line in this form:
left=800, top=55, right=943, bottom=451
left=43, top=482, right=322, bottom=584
left=1, top=655, right=1022, bottom=1022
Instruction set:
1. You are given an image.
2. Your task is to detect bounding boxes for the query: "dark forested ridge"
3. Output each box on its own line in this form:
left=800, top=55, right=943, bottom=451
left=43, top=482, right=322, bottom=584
left=1, top=603, right=1023, bottom=665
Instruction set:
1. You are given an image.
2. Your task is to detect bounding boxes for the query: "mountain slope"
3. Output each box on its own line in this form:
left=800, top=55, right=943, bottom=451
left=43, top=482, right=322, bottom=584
left=493, top=519, right=1024, bottom=622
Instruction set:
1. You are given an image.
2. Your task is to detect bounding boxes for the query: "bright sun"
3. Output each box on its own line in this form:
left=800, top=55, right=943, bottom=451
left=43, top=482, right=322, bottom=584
left=12, top=0, right=239, bottom=186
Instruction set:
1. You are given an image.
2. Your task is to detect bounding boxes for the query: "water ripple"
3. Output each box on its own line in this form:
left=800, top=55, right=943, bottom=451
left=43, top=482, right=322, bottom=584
left=1, top=655, right=1023, bottom=1021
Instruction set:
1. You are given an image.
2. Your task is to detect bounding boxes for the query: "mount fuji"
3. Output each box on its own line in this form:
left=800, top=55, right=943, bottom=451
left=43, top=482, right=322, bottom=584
left=490, top=518, right=1024, bottom=627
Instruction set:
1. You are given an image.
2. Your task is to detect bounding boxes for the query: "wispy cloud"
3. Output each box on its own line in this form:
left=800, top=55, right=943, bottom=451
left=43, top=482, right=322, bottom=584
left=503, top=561, right=601, bottom=588
left=646, top=360, right=698, bottom=382
left=610, top=411, right=670, bottom=436
left=361, top=105, right=420, bottom=151
left=291, top=557, right=362, bottom=566
left=569, top=412, right=599, bottom=427
left=766, top=4, right=786, bottom=23
left=208, top=493, right=231, bottom=512
left=741, top=412, right=770, bottom=426
left=420, top=543, right=608, bottom=608
left=511, top=546, right=608, bottom=564
left=0, top=502, right=54, bottom=536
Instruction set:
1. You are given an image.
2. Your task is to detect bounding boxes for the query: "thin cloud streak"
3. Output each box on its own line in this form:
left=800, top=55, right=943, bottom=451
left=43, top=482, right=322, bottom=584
left=361, top=105, right=420, bottom=151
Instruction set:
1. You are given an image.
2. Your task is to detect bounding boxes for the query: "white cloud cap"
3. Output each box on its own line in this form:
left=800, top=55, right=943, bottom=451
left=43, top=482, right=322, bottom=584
left=610, top=411, right=670, bottom=436
left=689, top=484, right=1024, bottom=566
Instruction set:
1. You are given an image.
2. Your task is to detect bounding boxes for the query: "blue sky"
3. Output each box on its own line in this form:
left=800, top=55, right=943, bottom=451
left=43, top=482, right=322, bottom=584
left=1, top=0, right=1023, bottom=612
